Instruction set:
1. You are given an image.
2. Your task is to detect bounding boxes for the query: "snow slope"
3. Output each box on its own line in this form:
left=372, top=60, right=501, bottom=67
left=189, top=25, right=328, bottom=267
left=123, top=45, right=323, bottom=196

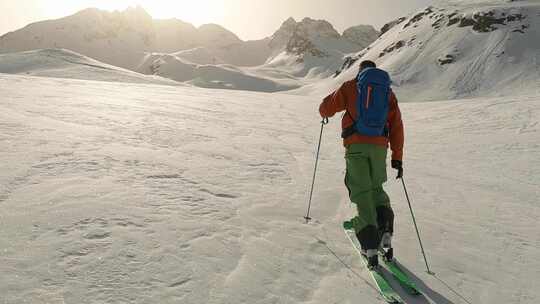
left=0, top=7, right=244, bottom=70
left=137, top=53, right=300, bottom=92
left=0, top=49, right=180, bottom=85
left=1, top=74, right=539, bottom=304
left=300, top=0, right=540, bottom=101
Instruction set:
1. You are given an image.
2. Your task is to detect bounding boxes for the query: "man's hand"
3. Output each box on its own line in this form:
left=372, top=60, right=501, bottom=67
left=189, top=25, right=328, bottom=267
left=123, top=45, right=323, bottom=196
left=391, top=160, right=403, bottom=179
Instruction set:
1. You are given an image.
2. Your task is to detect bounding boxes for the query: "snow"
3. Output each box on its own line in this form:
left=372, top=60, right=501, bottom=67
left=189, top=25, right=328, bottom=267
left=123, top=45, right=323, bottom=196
left=0, top=1, right=539, bottom=302
left=3, top=2, right=538, bottom=97
left=0, top=48, right=302, bottom=92
left=0, top=8, right=378, bottom=91
left=136, top=52, right=301, bottom=92
left=1, top=73, right=539, bottom=303
left=172, top=47, right=227, bottom=65
left=264, top=17, right=376, bottom=79
left=129, top=17, right=378, bottom=90
left=299, top=1, right=540, bottom=101
left=342, top=25, right=380, bottom=47
left=0, top=7, right=244, bottom=71
left=0, top=49, right=180, bottom=86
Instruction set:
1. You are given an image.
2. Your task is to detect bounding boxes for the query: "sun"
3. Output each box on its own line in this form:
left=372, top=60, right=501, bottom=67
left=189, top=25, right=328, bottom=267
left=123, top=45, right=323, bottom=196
left=136, top=0, right=226, bottom=25
left=44, top=0, right=226, bottom=26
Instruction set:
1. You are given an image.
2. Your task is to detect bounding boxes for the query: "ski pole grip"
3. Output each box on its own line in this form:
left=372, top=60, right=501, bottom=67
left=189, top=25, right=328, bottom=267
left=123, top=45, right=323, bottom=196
left=321, top=117, right=329, bottom=125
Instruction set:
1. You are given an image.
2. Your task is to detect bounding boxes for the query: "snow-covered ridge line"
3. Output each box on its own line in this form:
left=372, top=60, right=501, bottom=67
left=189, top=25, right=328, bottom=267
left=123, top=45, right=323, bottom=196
left=0, top=48, right=180, bottom=86
left=0, top=6, right=378, bottom=91
left=302, top=1, right=540, bottom=101
left=1, top=1, right=538, bottom=98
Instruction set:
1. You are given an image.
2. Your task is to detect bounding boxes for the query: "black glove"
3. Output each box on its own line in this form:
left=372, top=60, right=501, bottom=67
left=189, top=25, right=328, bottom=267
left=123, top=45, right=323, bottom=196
left=391, top=160, right=403, bottom=179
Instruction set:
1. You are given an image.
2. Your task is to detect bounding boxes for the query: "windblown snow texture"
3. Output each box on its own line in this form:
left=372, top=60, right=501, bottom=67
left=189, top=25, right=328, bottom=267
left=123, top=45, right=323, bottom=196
left=0, top=74, right=539, bottom=303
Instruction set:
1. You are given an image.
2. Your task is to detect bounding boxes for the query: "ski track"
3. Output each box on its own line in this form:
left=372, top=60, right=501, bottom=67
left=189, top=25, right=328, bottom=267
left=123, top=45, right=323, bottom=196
left=0, top=74, right=539, bottom=304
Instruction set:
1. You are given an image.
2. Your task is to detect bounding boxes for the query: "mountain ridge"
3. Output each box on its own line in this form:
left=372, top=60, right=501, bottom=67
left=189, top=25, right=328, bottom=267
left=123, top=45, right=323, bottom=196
left=299, top=1, right=540, bottom=101
left=2, top=2, right=537, bottom=99
left=0, top=7, right=378, bottom=68
left=0, top=6, right=378, bottom=91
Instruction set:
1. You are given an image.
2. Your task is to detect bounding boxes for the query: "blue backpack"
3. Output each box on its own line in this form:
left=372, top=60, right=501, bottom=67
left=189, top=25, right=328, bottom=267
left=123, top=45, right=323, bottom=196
left=342, top=68, right=392, bottom=138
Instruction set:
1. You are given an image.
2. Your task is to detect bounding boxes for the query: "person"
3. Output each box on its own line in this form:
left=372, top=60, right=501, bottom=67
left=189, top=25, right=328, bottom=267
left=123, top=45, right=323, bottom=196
left=319, top=60, right=404, bottom=269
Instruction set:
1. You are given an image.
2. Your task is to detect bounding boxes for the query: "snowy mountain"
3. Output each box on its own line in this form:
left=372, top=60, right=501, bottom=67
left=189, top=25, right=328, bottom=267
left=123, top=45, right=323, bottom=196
left=303, top=0, right=540, bottom=101
left=264, top=17, right=378, bottom=78
left=0, top=6, right=252, bottom=70
left=137, top=17, right=379, bottom=88
left=343, top=25, right=381, bottom=47
left=2, top=2, right=538, bottom=97
left=0, top=8, right=377, bottom=91
left=0, top=7, right=159, bottom=70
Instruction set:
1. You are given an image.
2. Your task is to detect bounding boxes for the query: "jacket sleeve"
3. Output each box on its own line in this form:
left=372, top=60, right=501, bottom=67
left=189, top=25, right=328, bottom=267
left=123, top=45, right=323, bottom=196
left=388, top=92, right=404, bottom=161
left=319, top=83, right=347, bottom=118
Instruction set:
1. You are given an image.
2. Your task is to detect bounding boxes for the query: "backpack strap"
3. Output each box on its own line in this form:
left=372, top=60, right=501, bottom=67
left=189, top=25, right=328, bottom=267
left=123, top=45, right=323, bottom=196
left=341, top=111, right=357, bottom=139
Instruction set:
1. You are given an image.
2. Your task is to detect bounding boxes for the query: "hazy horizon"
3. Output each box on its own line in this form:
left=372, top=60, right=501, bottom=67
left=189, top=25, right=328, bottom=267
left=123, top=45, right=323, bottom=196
left=0, top=0, right=434, bottom=40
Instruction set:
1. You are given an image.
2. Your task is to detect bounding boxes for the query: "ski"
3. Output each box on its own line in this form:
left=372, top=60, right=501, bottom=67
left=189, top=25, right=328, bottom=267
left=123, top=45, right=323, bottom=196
left=379, top=253, right=422, bottom=296
left=343, top=223, right=404, bottom=304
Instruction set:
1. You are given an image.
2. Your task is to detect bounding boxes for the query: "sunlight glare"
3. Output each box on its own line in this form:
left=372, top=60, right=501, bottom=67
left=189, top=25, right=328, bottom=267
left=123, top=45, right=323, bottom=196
left=44, top=0, right=227, bottom=26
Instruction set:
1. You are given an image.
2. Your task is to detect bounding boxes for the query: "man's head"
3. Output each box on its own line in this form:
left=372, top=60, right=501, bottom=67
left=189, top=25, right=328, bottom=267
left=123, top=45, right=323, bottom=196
left=359, top=60, right=376, bottom=72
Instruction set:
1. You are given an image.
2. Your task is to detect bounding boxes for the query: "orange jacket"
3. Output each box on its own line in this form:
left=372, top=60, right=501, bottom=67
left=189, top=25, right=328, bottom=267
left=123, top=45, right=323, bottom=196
left=319, top=78, right=404, bottom=161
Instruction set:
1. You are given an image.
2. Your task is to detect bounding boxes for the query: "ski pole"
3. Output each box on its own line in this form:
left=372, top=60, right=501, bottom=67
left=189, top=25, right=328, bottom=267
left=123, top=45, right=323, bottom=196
left=304, top=117, right=329, bottom=223
left=401, top=177, right=435, bottom=275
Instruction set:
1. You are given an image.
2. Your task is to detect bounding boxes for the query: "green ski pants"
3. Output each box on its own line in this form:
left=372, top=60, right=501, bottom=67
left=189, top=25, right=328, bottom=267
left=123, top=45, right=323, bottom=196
left=345, top=144, right=394, bottom=242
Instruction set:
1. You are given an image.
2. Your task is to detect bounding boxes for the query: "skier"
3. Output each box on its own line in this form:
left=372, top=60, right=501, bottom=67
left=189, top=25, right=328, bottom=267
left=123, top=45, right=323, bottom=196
left=319, top=60, right=404, bottom=269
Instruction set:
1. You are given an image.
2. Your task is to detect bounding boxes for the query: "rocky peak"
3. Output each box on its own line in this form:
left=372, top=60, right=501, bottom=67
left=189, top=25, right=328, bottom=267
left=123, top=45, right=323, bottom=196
left=69, top=6, right=153, bottom=29
left=270, top=18, right=297, bottom=50
left=273, top=17, right=340, bottom=40
left=270, top=17, right=342, bottom=53
left=271, top=17, right=297, bottom=40
left=342, top=25, right=379, bottom=46
left=282, top=17, right=297, bottom=28
left=297, top=18, right=341, bottom=39
left=380, top=17, right=407, bottom=36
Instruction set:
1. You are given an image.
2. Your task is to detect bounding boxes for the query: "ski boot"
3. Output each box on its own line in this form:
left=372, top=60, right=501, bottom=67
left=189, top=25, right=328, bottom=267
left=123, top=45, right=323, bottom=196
left=361, top=249, right=379, bottom=270
left=379, top=232, right=394, bottom=261
left=381, top=247, right=394, bottom=262
left=367, top=251, right=379, bottom=270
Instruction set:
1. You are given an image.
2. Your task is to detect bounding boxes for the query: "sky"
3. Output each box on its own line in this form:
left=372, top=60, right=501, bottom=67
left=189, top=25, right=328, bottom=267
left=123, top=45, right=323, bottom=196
left=0, top=0, right=434, bottom=40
